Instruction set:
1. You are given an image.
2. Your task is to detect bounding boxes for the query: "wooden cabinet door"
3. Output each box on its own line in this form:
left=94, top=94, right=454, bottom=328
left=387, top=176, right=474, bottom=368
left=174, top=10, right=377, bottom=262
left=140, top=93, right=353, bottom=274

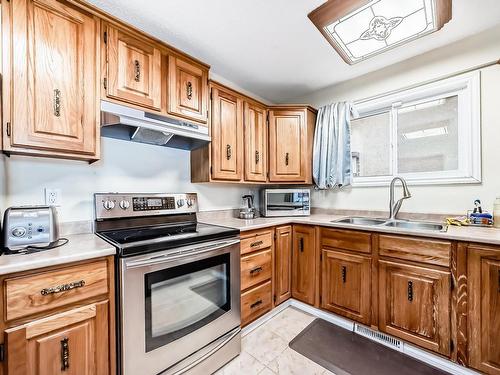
left=275, top=225, right=292, bottom=305
left=8, top=0, right=99, bottom=157
left=268, top=109, right=306, bottom=182
left=210, top=85, right=243, bottom=181
left=292, top=225, right=316, bottom=305
left=379, top=260, right=451, bottom=356
left=5, top=302, right=110, bottom=375
left=321, top=249, right=371, bottom=324
left=168, top=54, right=208, bottom=124
left=244, top=101, right=267, bottom=182
left=105, top=25, right=162, bottom=110
left=468, top=245, right=500, bottom=374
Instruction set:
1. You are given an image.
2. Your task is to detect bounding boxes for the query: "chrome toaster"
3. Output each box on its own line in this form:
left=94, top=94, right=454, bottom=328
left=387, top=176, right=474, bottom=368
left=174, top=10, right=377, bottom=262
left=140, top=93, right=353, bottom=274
left=2, top=206, right=60, bottom=251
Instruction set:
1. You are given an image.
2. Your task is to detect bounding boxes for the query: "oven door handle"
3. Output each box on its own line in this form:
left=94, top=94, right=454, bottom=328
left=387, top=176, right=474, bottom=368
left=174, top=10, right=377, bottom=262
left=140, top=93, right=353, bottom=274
left=124, top=239, right=240, bottom=269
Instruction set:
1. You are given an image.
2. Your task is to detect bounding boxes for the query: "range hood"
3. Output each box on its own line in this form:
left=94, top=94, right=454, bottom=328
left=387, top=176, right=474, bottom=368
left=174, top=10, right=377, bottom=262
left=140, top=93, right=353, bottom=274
left=100, top=101, right=210, bottom=150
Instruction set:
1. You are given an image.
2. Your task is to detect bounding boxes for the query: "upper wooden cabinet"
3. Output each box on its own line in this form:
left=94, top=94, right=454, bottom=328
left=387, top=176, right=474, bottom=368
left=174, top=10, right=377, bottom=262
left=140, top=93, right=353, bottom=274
left=468, top=245, right=500, bottom=374
left=379, top=260, right=451, bottom=356
left=268, top=106, right=316, bottom=183
left=210, top=83, right=243, bottom=181
left=275, top=225, right=293, bottom=306
left=244, top=101, right=267, bottom=182
left=104, top=24, right=162, bottom=111
left=2, top=0, right=100, bottom=160
left=167, top=54, right=209, bottom=124
left=292, top=225, right=316, bottom=305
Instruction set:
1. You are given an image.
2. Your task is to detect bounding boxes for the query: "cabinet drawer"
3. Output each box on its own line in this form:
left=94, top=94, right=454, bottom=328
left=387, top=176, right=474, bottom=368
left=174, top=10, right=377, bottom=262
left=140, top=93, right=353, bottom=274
left=378, top=235, right=451, bottom=267
left=241, top=281, right=272, bottom=326
left=5, top=260, right=109, bottom=321
left=241, top=249, right=272, bottom=291
left=321, top=228, right=371, bottom=254
left=241, top=229, right=273, bottom=255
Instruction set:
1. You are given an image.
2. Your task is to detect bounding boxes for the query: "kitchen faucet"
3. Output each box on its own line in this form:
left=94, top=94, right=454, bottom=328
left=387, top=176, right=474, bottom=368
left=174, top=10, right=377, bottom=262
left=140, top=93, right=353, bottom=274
left=389, top=177, right=411, bottom=220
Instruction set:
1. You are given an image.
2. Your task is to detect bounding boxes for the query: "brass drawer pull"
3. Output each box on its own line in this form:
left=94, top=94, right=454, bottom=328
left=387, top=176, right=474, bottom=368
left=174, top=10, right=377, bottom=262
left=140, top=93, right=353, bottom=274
left=61, top=337, right=69, bottom=371
left=226, top=144, right=232, bottom=160
left=341, top=266, right=347, bottom=283
left=250, top=240, right=263, bottom=248
left=134, top=60, right=141, bottom=82
left=255, top=150, right=260, bottom=164
left=250, top=299, right=263, bottom=309
left=285, top=152, right=289, bottom=166
left=41, top=280, right=86, bottom=296
left=250, top=266, right=263, bottom=275
left=186, top=81, right=193, bottom=100
left=53, top=89, right=61, bottom=117
left=407, top=281, right=413, bottom=302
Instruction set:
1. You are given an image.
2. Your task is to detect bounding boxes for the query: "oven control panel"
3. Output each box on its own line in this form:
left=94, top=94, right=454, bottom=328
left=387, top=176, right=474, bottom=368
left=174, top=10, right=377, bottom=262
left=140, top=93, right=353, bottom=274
left=94, top=193, right=198, bottom=220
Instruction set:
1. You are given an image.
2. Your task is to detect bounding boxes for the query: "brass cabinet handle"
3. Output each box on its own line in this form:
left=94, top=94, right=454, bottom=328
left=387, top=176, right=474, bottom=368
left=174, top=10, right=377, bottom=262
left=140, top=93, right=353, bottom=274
left=186, top=81, right=193, bottom=100
left=53, top=89, right=61, bottom=117
left=255, top=150, right=260, bottom=164
left=498, top=269, right=500, bottom=293
left=40, top=280, right=86, bottom=296
left=299, top=237, right=304, bottom=252
left=250, top=240, right=263, bottom=247
left=226, top=144, right=232, bottom=160
left=341, top=266, right=347, bottom=284
left=250, top=266, right=263, bottom=275
left=407, top=281, right=413, bottom=302
left=250, top=299, right=263, bottom=309
left=285, top=152, right=289, bottom=166
left=134, top=60, right=140, bottom=82
left=61, top=337, right=69, bottom=371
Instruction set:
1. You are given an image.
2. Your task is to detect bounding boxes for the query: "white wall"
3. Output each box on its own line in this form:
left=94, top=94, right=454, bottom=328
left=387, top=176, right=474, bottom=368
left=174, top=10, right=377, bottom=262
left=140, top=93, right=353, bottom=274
left=2, top=138, right=256, bottom=222
left=0, top=155, right=6, bottom=214
left=293, top=26, right=500, bottom=215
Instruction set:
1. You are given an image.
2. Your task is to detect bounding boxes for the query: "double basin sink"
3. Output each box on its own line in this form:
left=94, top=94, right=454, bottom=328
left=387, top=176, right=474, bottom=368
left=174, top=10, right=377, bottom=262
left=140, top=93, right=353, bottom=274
left=333, top=216, right=446, bottom=232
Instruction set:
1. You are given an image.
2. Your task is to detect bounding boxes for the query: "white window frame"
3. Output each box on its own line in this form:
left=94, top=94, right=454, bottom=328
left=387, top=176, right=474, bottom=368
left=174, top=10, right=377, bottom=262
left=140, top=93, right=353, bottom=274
left=352, top=71, right=481, bottom=186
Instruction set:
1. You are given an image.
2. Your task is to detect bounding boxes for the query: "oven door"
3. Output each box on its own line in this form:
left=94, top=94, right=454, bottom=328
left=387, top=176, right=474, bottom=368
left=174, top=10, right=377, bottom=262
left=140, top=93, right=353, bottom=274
left=120, top=238, right=240, bottom=375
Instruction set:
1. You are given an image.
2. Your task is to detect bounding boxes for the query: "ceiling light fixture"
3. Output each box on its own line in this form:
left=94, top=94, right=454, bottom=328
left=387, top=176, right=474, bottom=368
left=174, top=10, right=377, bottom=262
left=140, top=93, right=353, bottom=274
left=402, top=126, right=448, bottom=140
left=308, top=0, right=452, bottom=65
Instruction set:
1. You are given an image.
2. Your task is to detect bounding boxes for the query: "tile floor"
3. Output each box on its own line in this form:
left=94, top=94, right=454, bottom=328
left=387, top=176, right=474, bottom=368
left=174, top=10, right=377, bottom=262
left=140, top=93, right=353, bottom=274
left=214, top=307, right=335, bottom=375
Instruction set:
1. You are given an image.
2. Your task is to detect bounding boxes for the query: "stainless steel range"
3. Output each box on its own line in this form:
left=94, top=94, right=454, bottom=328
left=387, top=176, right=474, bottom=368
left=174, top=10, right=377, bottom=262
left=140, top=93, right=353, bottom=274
left=94, top=193, right=241, bottom=375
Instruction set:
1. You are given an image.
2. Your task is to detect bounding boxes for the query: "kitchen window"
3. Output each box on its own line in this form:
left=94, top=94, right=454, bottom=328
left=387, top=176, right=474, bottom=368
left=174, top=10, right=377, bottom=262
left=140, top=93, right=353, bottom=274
left=351, top=71, right=481, bottom=186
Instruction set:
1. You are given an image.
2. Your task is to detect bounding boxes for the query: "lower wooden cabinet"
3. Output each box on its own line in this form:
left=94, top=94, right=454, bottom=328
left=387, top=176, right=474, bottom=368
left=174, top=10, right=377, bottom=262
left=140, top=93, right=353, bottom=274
left=240, top=228, right=274, bottom=326
left=378, top=260, right=451, bottom=356
left=292, top=225, right=316, bottom=305
left=468, top=245, right=500, bottom=374
left=321, top=249, right=371, bottom=325
left=274, top=225, right=292, bottom=306
left=5, top=301, right=110, bottom=375
left=241, top=281, right=272, bottom=327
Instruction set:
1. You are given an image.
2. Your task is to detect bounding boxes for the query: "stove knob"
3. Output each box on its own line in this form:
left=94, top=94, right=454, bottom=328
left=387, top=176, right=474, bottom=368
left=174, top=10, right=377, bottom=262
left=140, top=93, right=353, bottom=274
left=186, top=199, right=193, bottom=207
left=176, top=199, right=185, bottom=208
left=11, top=226, right=27, bottom=237
left=103, top=200, right=115, bottom=210
left=119, top=200, right=130, bottom=210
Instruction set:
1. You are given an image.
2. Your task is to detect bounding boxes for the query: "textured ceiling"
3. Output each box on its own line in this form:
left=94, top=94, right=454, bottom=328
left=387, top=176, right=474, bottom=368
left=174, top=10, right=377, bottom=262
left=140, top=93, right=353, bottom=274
left=87, top=0, right=500, bottom=103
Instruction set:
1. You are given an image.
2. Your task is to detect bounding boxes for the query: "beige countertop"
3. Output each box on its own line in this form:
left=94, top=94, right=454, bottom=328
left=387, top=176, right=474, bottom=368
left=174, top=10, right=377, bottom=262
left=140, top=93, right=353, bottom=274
left=0, top=233, right=116, bottom=275
left=199, top=213, right=500, bottom=246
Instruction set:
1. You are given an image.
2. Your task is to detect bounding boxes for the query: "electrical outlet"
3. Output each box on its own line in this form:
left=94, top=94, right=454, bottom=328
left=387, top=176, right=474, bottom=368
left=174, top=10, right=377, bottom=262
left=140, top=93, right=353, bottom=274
left=45, top=188, right=62, bottom=206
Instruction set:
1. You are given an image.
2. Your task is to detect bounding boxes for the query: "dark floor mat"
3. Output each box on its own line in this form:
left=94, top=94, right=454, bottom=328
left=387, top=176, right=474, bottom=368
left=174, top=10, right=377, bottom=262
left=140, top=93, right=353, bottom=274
left=289, top=319, right=449, bottom=375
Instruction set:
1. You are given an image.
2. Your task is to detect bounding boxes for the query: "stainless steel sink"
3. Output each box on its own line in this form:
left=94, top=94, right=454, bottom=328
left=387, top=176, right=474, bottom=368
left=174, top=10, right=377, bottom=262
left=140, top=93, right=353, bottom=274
left=333, top=217, right=387, bottom=226
left=382, top=220, right=446, bottom=232
left=332, top=216, right=447, bottom=232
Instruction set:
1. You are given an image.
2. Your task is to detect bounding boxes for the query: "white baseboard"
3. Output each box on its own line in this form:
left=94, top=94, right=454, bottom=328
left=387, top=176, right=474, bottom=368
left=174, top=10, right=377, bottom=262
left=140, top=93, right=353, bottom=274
left=241, top=299, right=479, bottom=375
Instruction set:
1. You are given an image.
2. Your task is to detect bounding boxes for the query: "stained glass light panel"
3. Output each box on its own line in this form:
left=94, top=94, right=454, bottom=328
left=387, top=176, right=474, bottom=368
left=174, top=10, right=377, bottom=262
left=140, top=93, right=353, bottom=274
left=324, top=0, right=438, bottom=64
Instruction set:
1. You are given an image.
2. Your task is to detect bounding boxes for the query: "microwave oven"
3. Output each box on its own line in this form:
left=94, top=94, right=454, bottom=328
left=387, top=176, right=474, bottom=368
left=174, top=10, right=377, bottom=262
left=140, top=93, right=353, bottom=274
left=260, top=189, right=310, bottom=217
